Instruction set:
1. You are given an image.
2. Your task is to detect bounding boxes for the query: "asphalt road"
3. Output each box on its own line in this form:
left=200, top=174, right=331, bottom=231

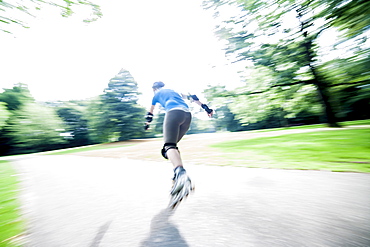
left=14, top=155, right=370, bottom=247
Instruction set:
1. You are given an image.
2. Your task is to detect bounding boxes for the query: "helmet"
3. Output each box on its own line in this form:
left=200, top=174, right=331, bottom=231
left=152, top=81, right=165, bottom=89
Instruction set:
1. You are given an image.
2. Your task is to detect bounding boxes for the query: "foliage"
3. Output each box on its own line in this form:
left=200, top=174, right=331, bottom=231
left=213, top=105, right=245, bottom=131
left=325, top=0, right=370, bottom=39
left=153, top=112, right=165, bottom=135
left=332, top=84, right=370, bottom=120
left=203, top=85, right=245, bottom=131
left=0, top=161, right=25, bottom=247
left=87, top=69, right=146, bottom=142
left=56, top=105, right=90, bottom=147
left=318, top=50, right=370, bottom=120
left=0, top=84, right=48, bottom=155
left=0, top=0, right=102, bottom=33
left=1, top=102, right=67, bottom=155
left=0, top=72, right=218, bottom=156
left=204, top=76, right=322, bottom=129
left=0, top=83, right=33, bottom=111
left=203, top=0, right=370, bottom=127
left=0, top=102, right=10, bottom=130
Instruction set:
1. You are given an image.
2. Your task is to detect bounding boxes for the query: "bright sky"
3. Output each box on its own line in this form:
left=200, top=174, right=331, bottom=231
left=0, top=0, right=243, bottom=106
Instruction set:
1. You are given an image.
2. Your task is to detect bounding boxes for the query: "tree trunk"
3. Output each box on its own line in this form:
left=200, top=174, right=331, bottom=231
left=307, top=58, right=340, bottom=127
left=311, top=78, right=341, bottom=127
left=300, top=26, right=340, bottom=127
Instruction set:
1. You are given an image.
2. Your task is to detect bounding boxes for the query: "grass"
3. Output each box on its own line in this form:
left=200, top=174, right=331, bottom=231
left=0, top=161, right=25, bottom=247
left=210, top=128, right=370, bottom=172
left=248, top=119, right=370, bottom=133
left=340, top=119, right=370, bottom=126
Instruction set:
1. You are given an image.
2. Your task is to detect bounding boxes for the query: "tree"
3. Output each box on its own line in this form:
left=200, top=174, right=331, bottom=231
left=89, top=69, right=146, bottom=142
left=84, top=97, right=109, bottom=143
left=56, top=106, right=90, bottom=147
left=0, top=83, right=33, bottom=111
left=153, top=112, right=165, bottom=135
left=0, top=102, right=10, bottom=130
left=318, top=50, right=370, bottom=120
left=1, top=0, right=102, bottom=33
left=325, top=0, right=370, bottom=39
left=0, top=83, right=72, bottom=155
left=335, top=84, right=370, bottom=120
left=203, top=0, right=370, bottom=127
left=203, top=85, right=245, bottom=131
left=0, top=83, right=34, bottom=154
left=1, top=102, right=67, bottom=155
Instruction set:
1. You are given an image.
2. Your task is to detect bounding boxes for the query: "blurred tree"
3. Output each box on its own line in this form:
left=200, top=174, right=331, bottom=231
left=319, top=49, right=370, bottom=120
left=335, top=84, right=370, bottom=120
left=1, top=0, right=102, bottom=33
left=0, top=83, right=35, bottom=154
left=88, top=69, right=146, bottom=142
left=324, top=0, right=370, bottom=39
left=213, top=105, right=244, bottom=131
left=0, top=102, right=10, bottom=130
left=153, top=112, right=165, bottom=135
left=203, top=85, right=245, bottom=131
left=203, top=0, right=370, bottom=127
left=84, top=97, right=108, bottom=143
left=0, top=83, right=33, bottom=111
left=1, top=102, right=67, bottom=155
left=56, top=106, right=91, bottom=147
left=187, top=116, right=215, bottom=134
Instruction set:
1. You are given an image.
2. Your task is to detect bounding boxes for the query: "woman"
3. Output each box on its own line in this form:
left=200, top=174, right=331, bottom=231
left=145, top=81, right=213, bottom=208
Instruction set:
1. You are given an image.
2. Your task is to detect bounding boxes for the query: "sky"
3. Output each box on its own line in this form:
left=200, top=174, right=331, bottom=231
left=0, top=0, right=244, bottom=106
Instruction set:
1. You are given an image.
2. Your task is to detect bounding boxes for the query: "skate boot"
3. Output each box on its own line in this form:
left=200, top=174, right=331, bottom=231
left=169, top=166, right=194, bottom=209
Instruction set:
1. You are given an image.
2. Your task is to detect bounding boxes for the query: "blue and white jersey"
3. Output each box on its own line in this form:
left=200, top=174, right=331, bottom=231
left=152, top=89, right=189, bottom=112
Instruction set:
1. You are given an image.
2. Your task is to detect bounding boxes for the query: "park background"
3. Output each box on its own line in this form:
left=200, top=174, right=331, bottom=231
left=0, top=0, right=369, bottom=156
left=0, top=0, right=369, bottom=246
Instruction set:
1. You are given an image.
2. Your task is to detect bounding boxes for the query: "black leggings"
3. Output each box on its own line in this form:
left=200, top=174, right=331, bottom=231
left=163, top=109, right=192, bottom=144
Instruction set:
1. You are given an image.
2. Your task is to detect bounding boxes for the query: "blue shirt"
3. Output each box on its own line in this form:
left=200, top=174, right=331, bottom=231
left=152, top=89, right=189, bottom=111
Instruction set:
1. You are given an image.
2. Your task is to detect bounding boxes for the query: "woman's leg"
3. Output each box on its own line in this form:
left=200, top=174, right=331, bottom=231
left=163, top=110, right=189, bottom=168
left=164, top=111, right=194, bottom=208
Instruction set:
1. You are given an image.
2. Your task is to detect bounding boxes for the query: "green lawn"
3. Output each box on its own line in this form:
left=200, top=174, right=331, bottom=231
left=0, top=161, right=25, bottom=247
left=251, top=119, right=370, bottom=132
left=341, top=119, right=370, bottom=126
left=211, top=128, right=370, bottom=172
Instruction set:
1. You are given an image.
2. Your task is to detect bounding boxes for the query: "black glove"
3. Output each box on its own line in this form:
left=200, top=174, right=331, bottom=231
left=201, top=104, right=213, bottom=114
left=145, top=112, right=153, bottom=122
left=187, top=94, right=199, bottom=101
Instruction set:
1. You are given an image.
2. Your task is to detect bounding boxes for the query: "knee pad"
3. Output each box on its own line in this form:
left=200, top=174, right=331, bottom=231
left=161, top=143, right=178, bottom=159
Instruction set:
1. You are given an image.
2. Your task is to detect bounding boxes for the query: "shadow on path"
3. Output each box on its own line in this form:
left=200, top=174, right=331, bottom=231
left=89, top=221, right=112, bottom=247
left=140, top=209, right=188, bottom=247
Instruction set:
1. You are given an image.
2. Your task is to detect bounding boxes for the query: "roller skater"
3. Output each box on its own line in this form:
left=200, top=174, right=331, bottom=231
left=144, top=81, right=213, bottom=209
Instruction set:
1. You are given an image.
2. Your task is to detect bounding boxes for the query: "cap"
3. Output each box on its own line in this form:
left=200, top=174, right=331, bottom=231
left=152, top=81, right=165, bottom=89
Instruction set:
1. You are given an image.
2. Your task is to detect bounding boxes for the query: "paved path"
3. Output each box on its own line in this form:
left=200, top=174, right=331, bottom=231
left=14, top=155, right=370, bottom=247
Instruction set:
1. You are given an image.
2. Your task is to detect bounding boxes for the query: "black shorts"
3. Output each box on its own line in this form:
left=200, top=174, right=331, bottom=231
left=163, top=109, right=192, bottom=144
